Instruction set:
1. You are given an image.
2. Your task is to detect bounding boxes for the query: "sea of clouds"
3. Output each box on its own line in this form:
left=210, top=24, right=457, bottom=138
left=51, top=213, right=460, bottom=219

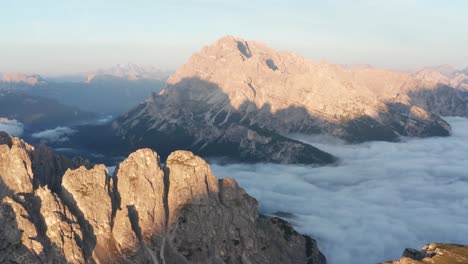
left=32, top=126, right=77, bottom=143
left=0, top=118, right=24, bottom=136
left=211, top=117, right=468, bottom=264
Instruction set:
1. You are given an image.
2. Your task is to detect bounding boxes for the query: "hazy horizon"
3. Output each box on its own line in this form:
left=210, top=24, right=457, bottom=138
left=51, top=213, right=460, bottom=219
left=1, top=0, right=468, bottom=75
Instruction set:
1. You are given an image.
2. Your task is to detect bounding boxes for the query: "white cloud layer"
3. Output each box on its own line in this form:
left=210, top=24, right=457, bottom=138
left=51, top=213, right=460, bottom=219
left=211, top=117, right=468, bottom=264
left=0, top=118, right=24, bottom=136
left=32, top=126, right=76, bottom=143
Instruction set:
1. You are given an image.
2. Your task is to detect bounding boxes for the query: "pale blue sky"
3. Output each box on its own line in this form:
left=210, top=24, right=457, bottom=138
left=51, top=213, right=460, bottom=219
left=1, top=0, right=467, bottom=75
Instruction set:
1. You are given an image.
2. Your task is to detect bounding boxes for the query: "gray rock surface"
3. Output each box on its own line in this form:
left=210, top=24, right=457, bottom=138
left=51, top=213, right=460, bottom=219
left=113, top=36, right=467, bottom=163
left=0, top=133, right=326, bottom=264
left=411, top=64, right=468, bottom=91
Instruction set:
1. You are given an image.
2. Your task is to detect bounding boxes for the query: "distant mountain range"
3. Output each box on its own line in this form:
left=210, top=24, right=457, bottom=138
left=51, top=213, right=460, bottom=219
left=0, top=73, right=46, bottom=86
left=86, top=63, right=172, bottom=82
left=411, top=64, right=468, bottom=91
left=111, top=36, right=467, bottom=164
left=0, top=90, right=95, bottom=130
left=0, top=64, right=171, bottom=115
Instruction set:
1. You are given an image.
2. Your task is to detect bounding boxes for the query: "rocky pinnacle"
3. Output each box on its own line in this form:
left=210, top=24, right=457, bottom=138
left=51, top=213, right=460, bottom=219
left=0, top=132, right=326, bottom=264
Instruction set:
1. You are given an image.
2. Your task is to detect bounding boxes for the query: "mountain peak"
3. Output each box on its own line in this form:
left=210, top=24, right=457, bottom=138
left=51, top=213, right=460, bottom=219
left=0, top=73, right=46, bottom=86
left=200, top=35, right=255, bottom=59
left=86, top=63, right=171, bottom=82
left=216, top=34, right=245, bottom=44
left=197, top=35, right=283, bottom=63
left=411, top=64, right=468, bottom=91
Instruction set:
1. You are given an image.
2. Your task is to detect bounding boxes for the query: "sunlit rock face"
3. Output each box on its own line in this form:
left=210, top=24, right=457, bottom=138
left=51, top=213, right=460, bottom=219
left=0, top=132, right=35, bottom=196
left=0, top=133, right=325, bottom=264
left=0, top=73, right=46, bottom=86
left=411, top=64, right=468, bottom=91
left=113, top=36, right=467, bottom=164
left=381, top=243, right=468, bottom=264
left=111, top=148, right=166, bottom=255
left=86, top=63, right=172, bottom=82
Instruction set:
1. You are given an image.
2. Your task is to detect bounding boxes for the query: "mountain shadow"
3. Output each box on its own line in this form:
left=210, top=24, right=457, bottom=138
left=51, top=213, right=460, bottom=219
left=63, top=77, right=338, bottom=165
left=0, top=90, right=96, bottom=131
left=56, top=77, right=464, bottom=165
left=0, top=178, right=70, bottom=263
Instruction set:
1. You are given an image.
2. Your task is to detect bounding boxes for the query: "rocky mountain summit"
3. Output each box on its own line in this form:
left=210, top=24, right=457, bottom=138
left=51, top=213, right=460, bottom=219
left=87, top=63, right=172, bottom=82
left=0, top=73, right=46, bottom=86
left=112, top=36, right=467, bottom=164
left=381, top=243, right=468, bottom=264
left=411, top=65, right=468, bottom=91
left=0, top=132, right=326, bottom=264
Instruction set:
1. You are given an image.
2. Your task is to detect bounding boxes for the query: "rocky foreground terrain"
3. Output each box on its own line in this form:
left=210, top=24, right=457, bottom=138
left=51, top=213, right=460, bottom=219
left=0, top=131, right=326, bottom=264
left=382, top=243, right=468, bottom=264
left=112, top=36, right=467, bottom=164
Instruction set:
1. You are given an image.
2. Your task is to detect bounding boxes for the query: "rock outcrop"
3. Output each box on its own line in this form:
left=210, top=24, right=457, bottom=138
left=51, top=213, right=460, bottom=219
left=31, top=144, right=93, bottom=191
left=0, top=132, right=35, bottom=196
left=112, top=36, right=467, bottom=164
left=381, top=243, right=468, bottom=264
left=0, top=132, right=326, bottom=264
left=112, top=148, right=166, bottom=255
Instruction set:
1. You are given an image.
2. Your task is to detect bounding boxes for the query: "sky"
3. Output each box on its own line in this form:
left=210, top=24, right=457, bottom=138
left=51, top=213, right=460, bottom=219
left=212, top=116, right=468, bottom=264
left=1, top=0, right=468, bottom=75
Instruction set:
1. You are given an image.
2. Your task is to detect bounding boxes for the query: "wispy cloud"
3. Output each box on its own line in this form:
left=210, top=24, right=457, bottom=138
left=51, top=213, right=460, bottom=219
left=0, top=118, right=24, bottom=136
left=211, top=117, right=468, bottom=264
left=32, top=126, right=76, bottom=143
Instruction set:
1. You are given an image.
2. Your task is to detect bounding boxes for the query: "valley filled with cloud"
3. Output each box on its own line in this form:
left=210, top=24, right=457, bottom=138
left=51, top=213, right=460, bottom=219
left=211, top=117, right=468, bottom=264
left=31, top=126, right=77, bottom=143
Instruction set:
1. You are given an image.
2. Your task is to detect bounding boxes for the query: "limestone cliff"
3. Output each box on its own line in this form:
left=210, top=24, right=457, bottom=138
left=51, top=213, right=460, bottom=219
left=411, top=65, right=468, bottom=91
left=113, top=36, right=467, bottom=164
left=0, top=132, right=326, bottom=264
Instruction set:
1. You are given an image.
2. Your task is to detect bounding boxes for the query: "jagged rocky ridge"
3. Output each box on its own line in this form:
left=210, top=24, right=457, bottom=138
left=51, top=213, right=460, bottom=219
left=112, top=36, right=467, bottom=164
left=411, top=64, right=468, bottom=91
left=381, top=243, right=468, bottom=264
left=86, top=63, right=172, bottom=82
left=0, top=73, right=46, bottom=86
left=0, top=132, right=326, bottom=264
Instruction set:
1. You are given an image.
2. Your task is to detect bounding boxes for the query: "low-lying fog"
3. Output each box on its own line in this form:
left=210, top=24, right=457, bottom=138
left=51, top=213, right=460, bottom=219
left=211, top=117, right=468, bottom=264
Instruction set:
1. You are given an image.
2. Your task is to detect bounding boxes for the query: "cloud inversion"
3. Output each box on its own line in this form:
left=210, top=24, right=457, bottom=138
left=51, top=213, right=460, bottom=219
left=32, top=126, right=77, bottom=143
left=211, top=117, right=468, bottom=264
left=0, top=118, right=24, bottom=136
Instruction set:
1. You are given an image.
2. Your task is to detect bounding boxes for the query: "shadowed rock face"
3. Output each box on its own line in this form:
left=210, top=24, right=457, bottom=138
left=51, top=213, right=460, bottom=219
left=112, top=36, right=467, bottom=164
left=0, top=90, right=96, bottom=130
left=0, top=132, right=326, bottom=264
left=381, top=243, right=468, bottom=264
